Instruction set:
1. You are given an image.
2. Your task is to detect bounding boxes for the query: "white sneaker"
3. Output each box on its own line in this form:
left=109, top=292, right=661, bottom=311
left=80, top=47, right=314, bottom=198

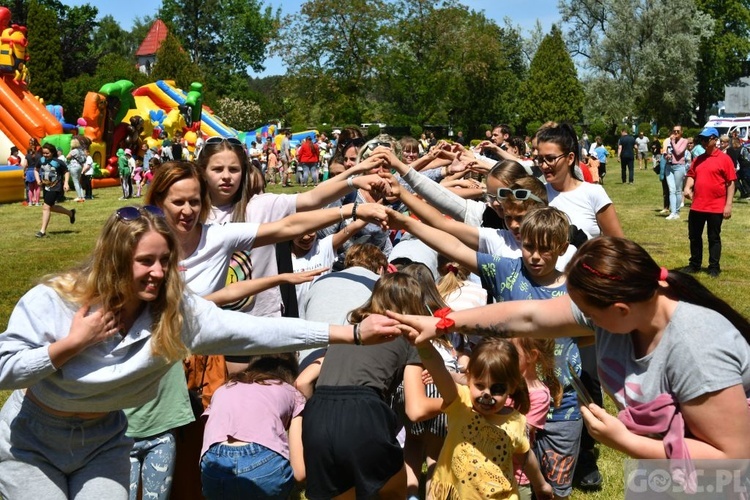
left=666, top=213, right=680, bottom=220
left=680, top=201, right=685, bottom=208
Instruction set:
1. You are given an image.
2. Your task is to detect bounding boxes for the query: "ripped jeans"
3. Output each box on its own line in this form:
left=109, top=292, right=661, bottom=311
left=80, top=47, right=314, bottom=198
left=129, top=431, right=177, bottom=500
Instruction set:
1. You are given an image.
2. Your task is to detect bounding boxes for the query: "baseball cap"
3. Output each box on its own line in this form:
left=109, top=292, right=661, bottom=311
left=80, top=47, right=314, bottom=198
left=697, top=127, right=719, bottom=138
left=124, top=148, right=132, bottom=155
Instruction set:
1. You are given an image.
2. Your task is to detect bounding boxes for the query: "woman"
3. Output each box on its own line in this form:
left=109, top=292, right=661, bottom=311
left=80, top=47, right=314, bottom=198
left=0, top=206, right=402, bottom=499
left=390, top=236, right=750, bottom=463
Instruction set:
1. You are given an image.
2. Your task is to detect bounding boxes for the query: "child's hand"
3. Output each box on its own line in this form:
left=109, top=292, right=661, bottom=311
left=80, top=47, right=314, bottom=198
left=536, top=481, right=554, bottom=500
left=581, top=403, right=631, bottom=451
left=281, top=268, right=328, bottom=285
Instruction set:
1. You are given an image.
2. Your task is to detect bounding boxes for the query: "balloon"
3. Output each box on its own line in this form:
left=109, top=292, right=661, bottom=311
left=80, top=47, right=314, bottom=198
left=77, top=117, right=87, bottom=127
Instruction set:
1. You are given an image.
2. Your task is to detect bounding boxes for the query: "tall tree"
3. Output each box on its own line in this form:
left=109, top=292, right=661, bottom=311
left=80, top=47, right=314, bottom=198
left=560, top=0, right=713, bottom=127
left=518, top=25, right=584, bottom=127
left=694, top=0, right=750, bottom=123
left=26, top=0, right=63, bottom=103
left=57, top=3, right=98, bottom=78
left=159, top=0, right=278, bottom=74
left=91, top=15, right=135, bottom=61
left=150, top=32, right=204, bottom=91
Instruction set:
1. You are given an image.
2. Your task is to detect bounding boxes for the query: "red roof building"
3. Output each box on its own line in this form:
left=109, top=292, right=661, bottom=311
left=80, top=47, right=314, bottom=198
left=136, top=20, right=168, bottom=74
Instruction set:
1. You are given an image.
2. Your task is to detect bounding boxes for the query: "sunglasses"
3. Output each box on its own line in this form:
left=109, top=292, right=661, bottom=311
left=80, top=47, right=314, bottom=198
left=489, top=188, right=544, bottom=204
left=366, top=141, right=392, bottom=152
left=673, top=130, right=682, bottom=134
left=341, top=137, right=366, bottom=151
left=205, top=136, right=243, bottom=147
left=115, top=205, right=165, bottom=221
left=536, top=152, right=568, bottom=166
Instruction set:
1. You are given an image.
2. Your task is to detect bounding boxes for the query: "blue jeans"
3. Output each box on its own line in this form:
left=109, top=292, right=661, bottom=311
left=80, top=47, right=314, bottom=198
left=200, top=442, right=294, bottom=500
left=300, top=163, right=318, bottom=186
left=665, top=163, right=686, bottom=215
left=129, top=431, right=176, bottom=500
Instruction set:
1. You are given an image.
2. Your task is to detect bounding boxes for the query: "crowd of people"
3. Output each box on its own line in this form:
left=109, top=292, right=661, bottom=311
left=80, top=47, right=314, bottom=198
left=1, top=122, right=748, bottom=500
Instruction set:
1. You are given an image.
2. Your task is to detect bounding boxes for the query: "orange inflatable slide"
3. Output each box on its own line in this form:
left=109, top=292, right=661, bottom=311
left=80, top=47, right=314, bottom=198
left=0, top=74, right=61, bottom=153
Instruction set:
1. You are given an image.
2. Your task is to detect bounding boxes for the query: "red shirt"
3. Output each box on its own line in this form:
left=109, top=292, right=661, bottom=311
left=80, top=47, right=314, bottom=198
left=686, top=149, right=736, bottom=213
left=296, top=141, right=319, bottom=163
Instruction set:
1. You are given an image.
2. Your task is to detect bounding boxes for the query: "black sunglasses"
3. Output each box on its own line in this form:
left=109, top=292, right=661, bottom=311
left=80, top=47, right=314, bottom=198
left=115, top=205, right=165, bottom=221
left=341, top=137, right=366, bottom=151
left=205, top=136, right=243, bottom=147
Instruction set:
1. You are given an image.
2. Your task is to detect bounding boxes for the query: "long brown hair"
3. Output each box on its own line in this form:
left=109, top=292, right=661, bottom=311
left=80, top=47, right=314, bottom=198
left=196, top=140, right=253, bottom=222
left=513, top=337, right=563, bottom=407
left=348, top=273, right=430, bottom=323
left=567, top=236, right=750, bottom=343
left=468, top=338, right=530, bottom=414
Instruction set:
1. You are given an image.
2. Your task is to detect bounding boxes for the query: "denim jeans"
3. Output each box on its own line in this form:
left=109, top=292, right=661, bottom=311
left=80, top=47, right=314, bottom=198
left=300, top=162, right=318, bottom=186
left=69, top=163, right=84, bottom=199
left=129, top=431, right=176, bottom=500
left=665, top=163, right=686, bottom=215
left=200, top=442, right=294, bottom=500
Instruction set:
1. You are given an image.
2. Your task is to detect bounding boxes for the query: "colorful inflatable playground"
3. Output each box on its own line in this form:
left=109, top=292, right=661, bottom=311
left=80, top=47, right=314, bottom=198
left=0, top=6, right=318, bottom=204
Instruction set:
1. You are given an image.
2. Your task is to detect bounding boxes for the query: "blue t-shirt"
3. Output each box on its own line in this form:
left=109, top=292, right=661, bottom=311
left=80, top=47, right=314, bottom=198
left=594, top=146, right=609, bottom=163
left=476, top=253, right=581, bottom=421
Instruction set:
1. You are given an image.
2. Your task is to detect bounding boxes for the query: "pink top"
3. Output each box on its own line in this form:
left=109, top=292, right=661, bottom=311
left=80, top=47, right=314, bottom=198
left=513, top=386, right=551, bottom=486
left=201, top=380, right=305, bottom=460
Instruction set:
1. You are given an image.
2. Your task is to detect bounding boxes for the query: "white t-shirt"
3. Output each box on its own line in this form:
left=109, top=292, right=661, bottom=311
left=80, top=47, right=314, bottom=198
left=182, top=222, right=260, bottom=297
left=83, top=155, right=94, bottom=177
left=635, top=136, right=649, bottom=153
left=477, top=227, right=576, bottom=272
left=292, top=234, right=336, bottom=306
left=546, top=182, right=612, bottom=238
left=208, top=192, right=299, bottom=317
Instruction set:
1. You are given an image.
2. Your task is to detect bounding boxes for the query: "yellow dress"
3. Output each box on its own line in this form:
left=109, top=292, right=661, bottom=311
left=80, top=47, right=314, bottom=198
left=429, top=384, right=529, bottom=500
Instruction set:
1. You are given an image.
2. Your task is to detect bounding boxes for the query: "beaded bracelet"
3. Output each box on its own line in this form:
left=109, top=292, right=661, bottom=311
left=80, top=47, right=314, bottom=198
left=352, top=201, right=358, bottom=221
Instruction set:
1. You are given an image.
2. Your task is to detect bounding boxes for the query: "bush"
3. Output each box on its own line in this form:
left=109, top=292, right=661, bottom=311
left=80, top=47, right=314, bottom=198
left=526, top=121, right=543, bottom=137
left=367, top=124, right=381, bottom=137
left=638, top=122, right=651, bottom=134
left=658, top=126, right=670, bottom=138
left=410, top=125, right=423, bottom=137
left=318, top=124, right=333, bottom=138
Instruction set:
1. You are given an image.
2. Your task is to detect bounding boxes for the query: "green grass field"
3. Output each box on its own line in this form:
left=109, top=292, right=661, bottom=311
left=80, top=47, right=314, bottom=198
left=1, top=164, right=748, bottom=497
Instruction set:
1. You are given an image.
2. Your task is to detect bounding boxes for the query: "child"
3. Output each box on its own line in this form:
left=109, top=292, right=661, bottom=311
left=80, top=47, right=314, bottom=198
left=592, top=138, right=609, bottom=183
left=301, top=273, right=427, bottom=500
left=416, top=337, right=553, bottom=499
left=511, top=338, right=562, bottom=500
left=133, top=158, right=144, bottom=197
left=200, top=353, right=305, bottom=500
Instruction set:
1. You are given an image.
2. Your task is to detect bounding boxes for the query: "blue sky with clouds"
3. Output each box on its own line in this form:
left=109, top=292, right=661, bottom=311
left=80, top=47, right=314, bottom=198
left=61, top=0, right=563, bottom=76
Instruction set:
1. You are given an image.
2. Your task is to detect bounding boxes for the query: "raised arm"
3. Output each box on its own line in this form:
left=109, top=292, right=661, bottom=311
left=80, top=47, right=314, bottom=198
left=414, top=342, right=458, bottom=409
left=255, top=203, right=388, bottom=248
left=295, top=157, right=387, bottom=210
left=386, top=207, right=479, bottom=274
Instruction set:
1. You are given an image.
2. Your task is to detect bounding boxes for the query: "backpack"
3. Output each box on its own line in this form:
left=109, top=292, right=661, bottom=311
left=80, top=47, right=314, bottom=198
left=39, top=160, right=59, bottom=188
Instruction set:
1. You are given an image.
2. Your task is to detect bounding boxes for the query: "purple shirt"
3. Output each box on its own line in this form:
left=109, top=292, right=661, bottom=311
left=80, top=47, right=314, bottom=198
left=202, top=381, right=305, bottom=459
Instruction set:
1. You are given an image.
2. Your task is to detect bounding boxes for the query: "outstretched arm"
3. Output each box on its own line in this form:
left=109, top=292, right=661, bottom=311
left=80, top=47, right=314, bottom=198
left=204, top=269, right=327, bottom=307
left=255, top=203, right=388, bottom=248
left=386, top=207, right=478, bottom=274
left=414, top=342, right=458, bottom=410
left=295, top=157, right=389, bottom=210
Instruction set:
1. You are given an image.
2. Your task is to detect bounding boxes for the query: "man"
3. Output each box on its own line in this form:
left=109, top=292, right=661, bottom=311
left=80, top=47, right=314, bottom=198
left=635, top=131, right=649, bottom=170
left=682, top=127, right=736, bottom=277
left=617, top=128, right=636, bottom=184
left=455, top=130, right=466, bottom=146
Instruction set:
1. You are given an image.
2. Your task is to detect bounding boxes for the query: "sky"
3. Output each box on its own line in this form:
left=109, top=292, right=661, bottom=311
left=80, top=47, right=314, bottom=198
left=61, top=0, right=563, bottom=77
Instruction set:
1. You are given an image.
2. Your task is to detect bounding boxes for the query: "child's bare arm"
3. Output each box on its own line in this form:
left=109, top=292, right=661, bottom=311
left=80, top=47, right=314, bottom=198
left=415, top=342, right=458, bottom=409
left=288, top=415, right=305, bottom=482
left=521, top=450, right=553, bottom=499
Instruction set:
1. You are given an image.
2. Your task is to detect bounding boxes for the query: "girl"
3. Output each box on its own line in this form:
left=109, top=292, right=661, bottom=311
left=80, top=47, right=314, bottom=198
left=392, top=236, right=750, bottom=470
left=37, top=142, right=75, bottom=238
left=511, top=338, right=561, bottom=500
left=200, top=353, right=305, bottom=500
left=67, top=137, right=87, bottom=202
left=302, top=273, right=431, bottom=500
left=0, top=206, right=402, bottom=499
left=416, top=337, right=553, bottom=499
left=132, top=158, right=144, bottom=198
left=24, top=151, right=40, bottom=206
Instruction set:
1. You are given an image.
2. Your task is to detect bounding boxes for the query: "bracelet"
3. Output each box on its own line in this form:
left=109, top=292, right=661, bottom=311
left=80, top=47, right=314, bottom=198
left=347, top=176, right=355, bottom=189
left=352, top=201, right=358, bottom=221
left=339, top=205, right=345, bottom=224
left=353, top=323, right=362, bottom=345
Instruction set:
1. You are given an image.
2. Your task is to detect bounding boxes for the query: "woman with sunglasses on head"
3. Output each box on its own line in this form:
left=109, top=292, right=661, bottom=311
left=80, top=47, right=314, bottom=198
left=536, top=123, right=623, bottom=239
left=0, top=205, right=402, bottom=500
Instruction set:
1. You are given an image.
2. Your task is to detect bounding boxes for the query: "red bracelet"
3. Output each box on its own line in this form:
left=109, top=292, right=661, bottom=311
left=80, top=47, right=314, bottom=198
left=434, top=307, right=455, bottom=330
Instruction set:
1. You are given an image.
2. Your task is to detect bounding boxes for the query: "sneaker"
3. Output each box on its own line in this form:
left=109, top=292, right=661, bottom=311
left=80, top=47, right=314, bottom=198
left=659, top=208, right=670, bottom=214
left=70, top=209, right=76, bottom=224
left=35, top=231, right=45, bottom=238
left=707, top=268, right=721, bottom=278
left=665, top=213, right=680, bottom=220
left=680, top=201, right=685, bottom=208
left=574, top=449, right=603, bottom=490
left=679, top=265, right=700, bottom=274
